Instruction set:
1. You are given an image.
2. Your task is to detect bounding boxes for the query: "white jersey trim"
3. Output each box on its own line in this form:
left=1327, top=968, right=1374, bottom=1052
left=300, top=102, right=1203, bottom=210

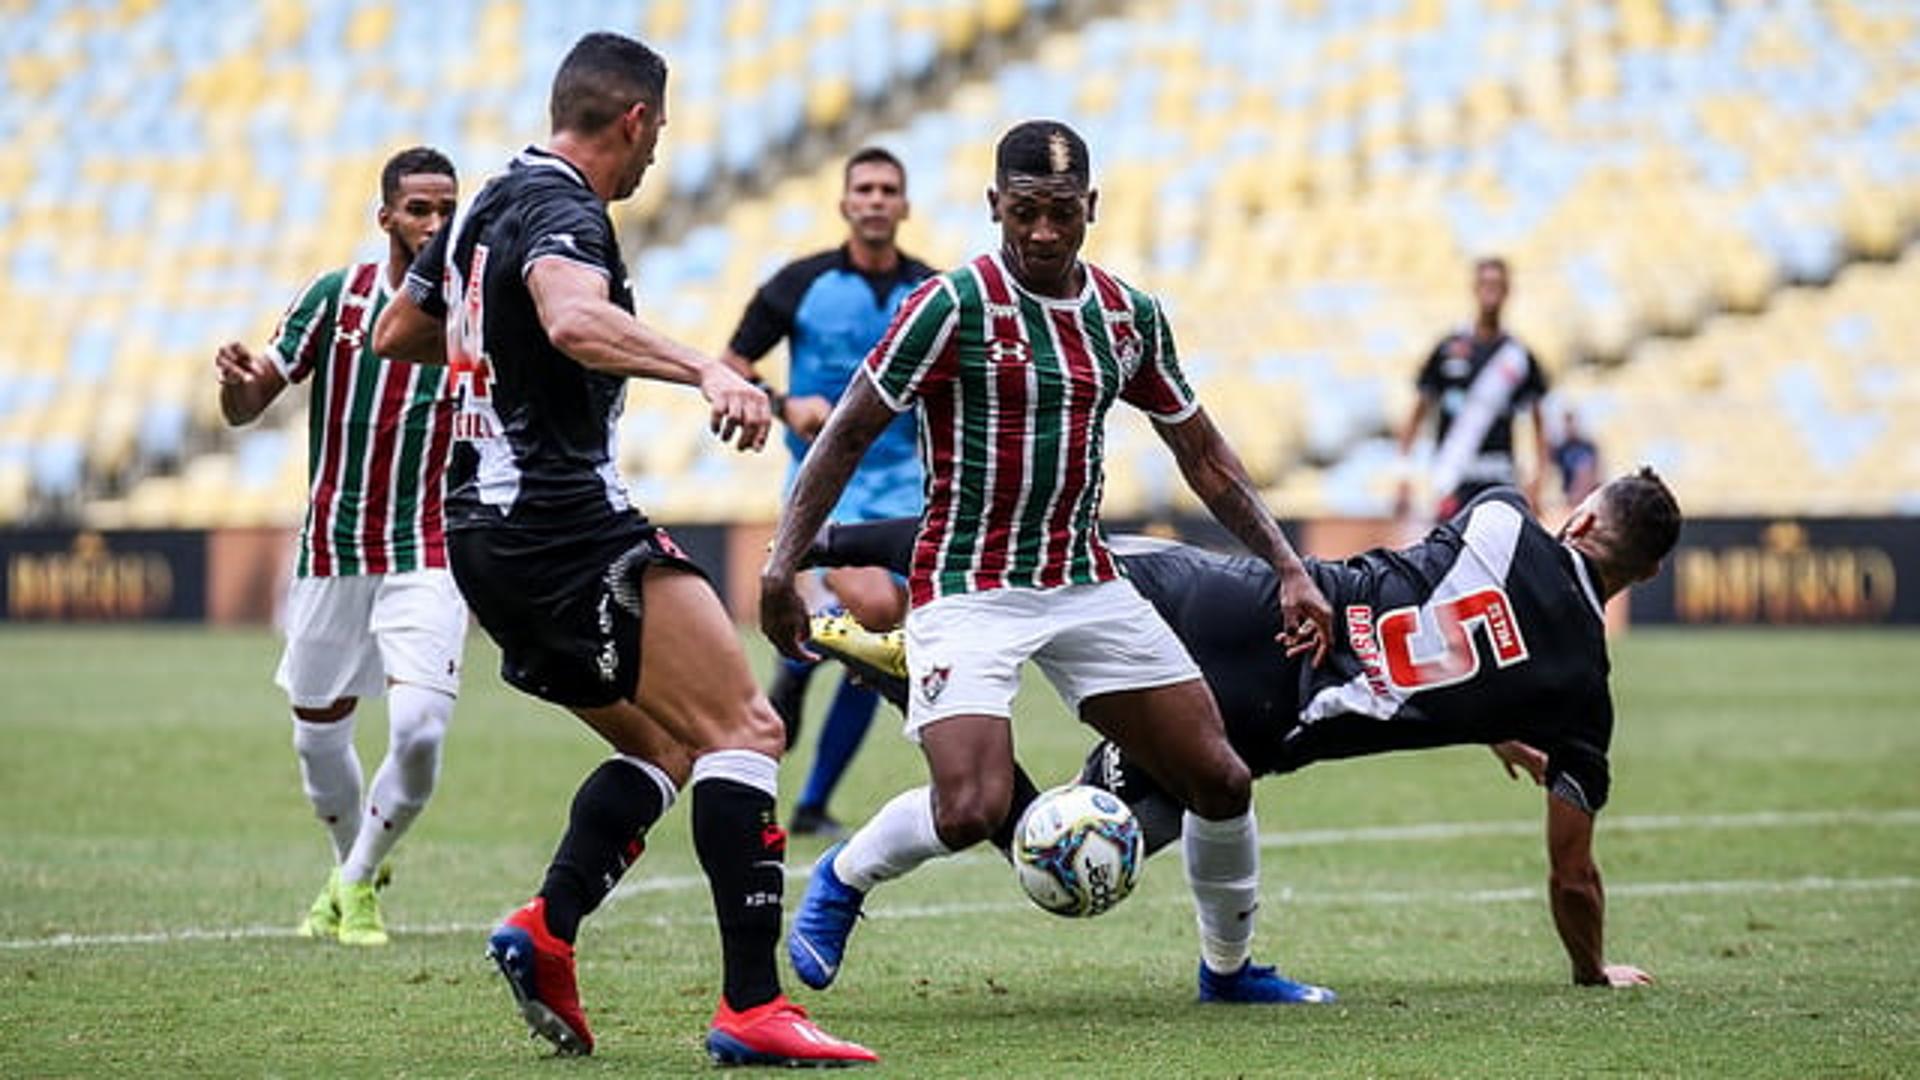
left=1300, top=499, right=1528, bottom=725
left=1565, top=545, right=1606, bottom=622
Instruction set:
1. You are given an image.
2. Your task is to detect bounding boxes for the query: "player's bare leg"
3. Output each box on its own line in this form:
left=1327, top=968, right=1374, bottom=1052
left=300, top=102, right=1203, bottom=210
left=823, top=566, right=907, bottom=630
left=1085, top=682, right=1333, bottom=1004
left=487, top=699, right=683, bottom=1056
left=613, top=567, right=875, bottom=1066
left=788, top=715, right=1012, bottom=992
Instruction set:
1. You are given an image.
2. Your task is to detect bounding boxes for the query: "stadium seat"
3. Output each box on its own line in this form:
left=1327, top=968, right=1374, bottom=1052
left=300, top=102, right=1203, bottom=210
left=3, top=0, right=1916, bottom=525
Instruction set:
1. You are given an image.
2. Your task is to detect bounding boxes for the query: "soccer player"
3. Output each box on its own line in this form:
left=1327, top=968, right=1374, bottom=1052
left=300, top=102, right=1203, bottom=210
left=803, top=469, right=1681, bottom=990
left=1394, top=257, right=1552, bottom=520
left=370, top=33, right=873, bottom=1067
left=761, top=120, right=1336, bottom=1006
left=719, top=146, right=935, bottom=837
left=212, top=146, right=463, bottom=948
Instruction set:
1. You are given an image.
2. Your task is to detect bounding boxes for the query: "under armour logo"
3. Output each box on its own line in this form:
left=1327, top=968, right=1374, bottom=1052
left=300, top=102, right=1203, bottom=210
left=987, top=339, right=1029, bottom=365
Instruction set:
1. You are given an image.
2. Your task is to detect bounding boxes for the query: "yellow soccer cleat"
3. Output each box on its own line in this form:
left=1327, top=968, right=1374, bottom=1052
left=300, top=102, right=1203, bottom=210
left=296, top=869, right=342, bottom=940
left=336, top=879, right=390, bottom=946
left=807, top=613, right=909, bottom=710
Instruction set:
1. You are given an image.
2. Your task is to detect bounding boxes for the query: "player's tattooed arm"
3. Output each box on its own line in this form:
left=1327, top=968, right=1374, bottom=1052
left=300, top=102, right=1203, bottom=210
left=761, top=376, right=897, bottom=662
left=1546, top=793, right=1652, bottom=988
left=213, top=342, right=288, bottom=426
left=1155, top=407, right=1333, bottom=663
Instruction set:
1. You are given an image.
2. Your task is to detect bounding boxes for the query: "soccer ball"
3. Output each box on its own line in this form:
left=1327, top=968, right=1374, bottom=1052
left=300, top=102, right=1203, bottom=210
left=1012, top=784, right=1143, bottom=918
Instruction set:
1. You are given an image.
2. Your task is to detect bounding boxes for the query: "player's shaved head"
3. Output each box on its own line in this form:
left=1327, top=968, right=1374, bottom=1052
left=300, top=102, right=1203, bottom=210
left=1598, top=466, right=1681, bottom=580
left=995, top=120, right=1090, bottom=190
left=550, top=32, right=669, bottom=135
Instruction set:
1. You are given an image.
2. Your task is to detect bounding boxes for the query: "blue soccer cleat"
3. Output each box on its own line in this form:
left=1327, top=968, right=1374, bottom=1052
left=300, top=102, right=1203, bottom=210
left=1197, top=960, right=1338, bottom=1005
left=788, top=842, right=866, bottom=990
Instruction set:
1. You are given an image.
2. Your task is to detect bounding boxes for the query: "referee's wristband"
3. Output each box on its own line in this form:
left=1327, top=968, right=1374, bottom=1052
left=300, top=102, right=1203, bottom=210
left=749, top=377, right=788, bottom=422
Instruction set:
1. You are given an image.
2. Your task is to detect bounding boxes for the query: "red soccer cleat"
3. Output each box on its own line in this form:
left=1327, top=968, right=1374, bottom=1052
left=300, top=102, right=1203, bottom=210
left=485, top=897, right=594, bottom=1056
left=705, top=994, right=878, bottom=1068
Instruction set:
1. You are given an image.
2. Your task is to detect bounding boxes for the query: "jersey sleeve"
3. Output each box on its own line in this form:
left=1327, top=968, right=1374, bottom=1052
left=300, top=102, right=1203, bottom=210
left=1415, top=340, right=1448, bottom=396
left=1119, top=295, right=1199, bottom=422
left=861, top=276, right=959, bottom=412
left=403, top=225, right=451, bottom=320
left=1545, top=693, right=1613, bottom=814
left=727, top=267, right=805, bottom=362
left=266, top=269, right=344, bottom=384
left=520, top=192, right=615, bottom=280
left=1516, top=348, right=1549, bottom=407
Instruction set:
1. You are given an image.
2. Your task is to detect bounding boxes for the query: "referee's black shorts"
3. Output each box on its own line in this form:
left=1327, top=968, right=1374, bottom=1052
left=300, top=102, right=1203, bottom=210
left=449, top=513, right=711, bottom=709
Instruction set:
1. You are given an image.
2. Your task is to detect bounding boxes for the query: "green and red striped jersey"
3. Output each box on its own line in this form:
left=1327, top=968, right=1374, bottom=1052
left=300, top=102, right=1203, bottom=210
left=267, top=261, right=454, bottom=578
left=862, top=252, right=1197, bottom=606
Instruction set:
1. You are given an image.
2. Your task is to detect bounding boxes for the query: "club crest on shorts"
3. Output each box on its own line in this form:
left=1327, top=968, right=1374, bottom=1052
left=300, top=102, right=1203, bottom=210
left=920, top=664, right=951, bottom=704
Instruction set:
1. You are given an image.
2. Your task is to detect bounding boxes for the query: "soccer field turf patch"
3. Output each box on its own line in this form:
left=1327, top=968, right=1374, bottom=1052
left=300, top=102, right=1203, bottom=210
left=1, top=627, right=1915, bottom=1075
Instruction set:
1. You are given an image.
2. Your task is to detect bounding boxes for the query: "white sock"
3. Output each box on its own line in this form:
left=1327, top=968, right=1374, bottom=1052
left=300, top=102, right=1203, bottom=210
left=342, top=684, right=452, bottom=885
left=293, top=714, right=363, bottom=864
left=1184, top=808, right=1260, bottom=976
left=834, top=786, right=950, bottom=893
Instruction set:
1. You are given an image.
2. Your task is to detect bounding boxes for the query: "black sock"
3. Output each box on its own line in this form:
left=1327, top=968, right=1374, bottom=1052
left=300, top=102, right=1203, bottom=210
left=539, top=759, right=668, bottom=943
left=768, top=661, right=815, bottom=748
left=989, top=762, right=1043, bottom=859
left=692, top=777, right=784, bottom=1011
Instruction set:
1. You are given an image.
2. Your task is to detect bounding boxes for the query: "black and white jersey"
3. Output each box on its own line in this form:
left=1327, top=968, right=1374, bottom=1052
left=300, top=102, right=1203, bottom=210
left=1289, top=488, right=1613, bottom=812
left=405, top=147, right=636, bottom=533
left=810, top=488, right=1616, bottom=813
left=1416, top=331, right=1547, bottom=489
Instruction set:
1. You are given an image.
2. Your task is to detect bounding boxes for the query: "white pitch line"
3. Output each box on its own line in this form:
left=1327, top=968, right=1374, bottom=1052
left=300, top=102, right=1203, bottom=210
left=8, top=874, right=1914, bottom=950
left=5, top=808, right=1914, bottom=952
left=1259, top=807, right=1920, bottom=848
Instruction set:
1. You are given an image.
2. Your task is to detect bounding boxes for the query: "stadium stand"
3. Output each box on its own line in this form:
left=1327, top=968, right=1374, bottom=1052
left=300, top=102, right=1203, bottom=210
left=618, top=0, right=1920, bottom=519
left=0, top=0, right=1915, bottom=527
left=0, top=0, right=1070, bottom=527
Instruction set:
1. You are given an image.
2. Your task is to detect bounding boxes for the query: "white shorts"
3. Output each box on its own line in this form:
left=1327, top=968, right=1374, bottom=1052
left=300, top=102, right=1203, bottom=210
left=901, top=578, right=1202, bottom=740
left=275, top=569, right=467, bottom=707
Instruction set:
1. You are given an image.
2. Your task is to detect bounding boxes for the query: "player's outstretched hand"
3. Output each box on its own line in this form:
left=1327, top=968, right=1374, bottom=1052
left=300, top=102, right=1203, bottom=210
left=702, top=365, right=773, bottom=452
left=213, top=342, right=265, bottom=385
left=759, top=571, right=820, bottom=664
left=1491, top=740, right=1547, bottom=785
left=1277, top=564, right=1334, bottom=666
left=1598, top=964, right=1653, bottom=987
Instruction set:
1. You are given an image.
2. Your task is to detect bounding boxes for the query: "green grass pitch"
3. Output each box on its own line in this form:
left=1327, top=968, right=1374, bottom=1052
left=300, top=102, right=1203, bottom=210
left=2, top=626, right=1916, bottom=1076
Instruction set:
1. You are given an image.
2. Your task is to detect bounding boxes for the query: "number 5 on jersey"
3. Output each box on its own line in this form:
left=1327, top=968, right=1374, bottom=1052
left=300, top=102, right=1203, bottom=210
left=449, top=243, right=497, bottom=439
left=1374, top=586, right=1530, bottom=692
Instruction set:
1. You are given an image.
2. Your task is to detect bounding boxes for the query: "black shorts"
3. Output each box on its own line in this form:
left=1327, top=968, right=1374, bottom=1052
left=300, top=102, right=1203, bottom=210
left=448, top=515, right=711, bottom=709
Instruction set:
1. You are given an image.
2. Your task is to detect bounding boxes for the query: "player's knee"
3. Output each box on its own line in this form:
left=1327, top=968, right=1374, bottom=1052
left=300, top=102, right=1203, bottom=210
left=707, top=696, right=787, bottom=759
left=931, top=781, right=1010, bottom=850
left=388, top=684, right=453, bottom=796
left=1185, top=754, right=1252, bottom=819
left=391, top=713, right=446, bottom=770
left=842, top=585, right=907, bottom=630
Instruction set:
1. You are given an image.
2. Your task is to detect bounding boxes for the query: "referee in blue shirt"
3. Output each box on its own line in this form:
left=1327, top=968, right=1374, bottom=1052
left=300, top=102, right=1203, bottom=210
left=722, top=146, right=934, bottom=836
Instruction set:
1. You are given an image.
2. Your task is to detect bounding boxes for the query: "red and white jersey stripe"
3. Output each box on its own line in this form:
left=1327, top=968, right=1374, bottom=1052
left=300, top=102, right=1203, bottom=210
left=862, top=252, right=1196, bottom=606
left=267, top=261, right=454, bottom=577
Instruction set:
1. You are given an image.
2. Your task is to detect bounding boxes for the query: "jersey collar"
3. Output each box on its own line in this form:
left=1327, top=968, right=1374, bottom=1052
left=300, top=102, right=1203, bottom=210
left=1564, top=544, right=1607, bottom=622
left=515, top=145, right=592, bottom=191
left=991, top=250, right=1093, bottom=309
